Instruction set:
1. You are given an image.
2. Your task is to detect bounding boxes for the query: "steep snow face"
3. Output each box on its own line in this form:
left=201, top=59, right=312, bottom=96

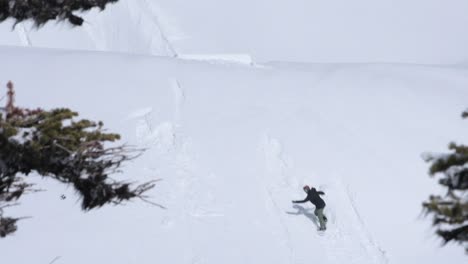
left=0, top=47, right=467, bottom=264
left=1, top=0, right=468, bottom=64
left=0, top=1, right=178, bottom=56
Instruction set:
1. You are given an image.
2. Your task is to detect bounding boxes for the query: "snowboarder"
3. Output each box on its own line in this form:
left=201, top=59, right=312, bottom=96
left=292, top=185, right=328, bottom=231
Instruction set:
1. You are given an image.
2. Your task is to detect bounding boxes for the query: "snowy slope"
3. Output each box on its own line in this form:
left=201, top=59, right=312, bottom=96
left=0, top=46, right=467, bottom=264
left=0, top=1, right=177, bottom=56
left=2, top=0, right=468, bottom=64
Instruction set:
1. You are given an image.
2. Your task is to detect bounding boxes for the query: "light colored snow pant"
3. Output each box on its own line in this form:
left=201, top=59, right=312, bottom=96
left=314, top=208, right=326, bottom=229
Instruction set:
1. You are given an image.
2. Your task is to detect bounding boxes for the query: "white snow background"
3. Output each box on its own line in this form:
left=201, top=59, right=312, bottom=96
left=1, top=1, right=468, bottom=263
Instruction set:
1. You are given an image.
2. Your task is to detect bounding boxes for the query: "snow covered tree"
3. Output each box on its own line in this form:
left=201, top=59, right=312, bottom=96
left=0, top=0, right=118, bottom=26
left=0, top=81, right=157, bottom=238
left=422, top=109, right=468, bottom=252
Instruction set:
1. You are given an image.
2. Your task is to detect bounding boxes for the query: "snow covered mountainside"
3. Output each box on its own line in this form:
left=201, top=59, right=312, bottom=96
left=1, top=0, right=468, bottom=263
left=2, top=0, right=468, bottom=64
left=0, top=46, right=467, bottom=264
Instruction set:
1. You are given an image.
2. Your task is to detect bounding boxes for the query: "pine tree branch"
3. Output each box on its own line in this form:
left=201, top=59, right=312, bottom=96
left=438, top=225, right=468, bottom=244
left=138, top=196, right=167, bottom=210
left=0, top=0, right=120, bottom=27
left=0, top=82, right=157, bottom=237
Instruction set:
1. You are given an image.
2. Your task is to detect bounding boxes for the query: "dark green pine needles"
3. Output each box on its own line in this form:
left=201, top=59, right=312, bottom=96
left=0, top=82, right=157, bottom=237
left=422, top=109, right=468, bottom=252
left=0, top=0, right=118, bottom=26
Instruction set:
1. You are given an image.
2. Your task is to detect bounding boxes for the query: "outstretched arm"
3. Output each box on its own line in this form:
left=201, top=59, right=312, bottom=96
left=292, top=197, right=308, bottom=203
left=318, top=191, right=325, bottom=195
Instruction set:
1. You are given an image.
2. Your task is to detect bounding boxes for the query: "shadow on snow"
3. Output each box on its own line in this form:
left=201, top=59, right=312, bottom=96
left=286, top=204, right=320, bottom=228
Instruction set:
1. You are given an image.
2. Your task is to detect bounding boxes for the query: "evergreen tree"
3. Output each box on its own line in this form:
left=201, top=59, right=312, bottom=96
left=0, top=81, right=158, bottom=237
left=0, top=0, right=118, bottom=26
left=423, top=109, right=468, bottom=252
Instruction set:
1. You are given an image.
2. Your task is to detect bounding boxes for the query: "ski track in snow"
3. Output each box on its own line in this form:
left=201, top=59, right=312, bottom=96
left=131, top=101, right=199, bottom=262
left=317, top=179, right=388, bottom=264
left=344, top=184, right=389, bottom=263
left=261, top=135, right=299, bottom=264
left=171, top=78, right=185, bottom=125
left=138, top=0, right=178, bottom=56
left=261, top=134, right=387, bottom=264
left=131, top=84, right=226, bottom=263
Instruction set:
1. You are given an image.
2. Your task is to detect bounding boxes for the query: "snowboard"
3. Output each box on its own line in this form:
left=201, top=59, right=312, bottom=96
left=317, top=228, right=326, bottom=236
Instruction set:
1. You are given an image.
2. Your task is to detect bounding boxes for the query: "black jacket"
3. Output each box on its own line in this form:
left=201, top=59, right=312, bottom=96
left=293, top=188, right=326, bottom=209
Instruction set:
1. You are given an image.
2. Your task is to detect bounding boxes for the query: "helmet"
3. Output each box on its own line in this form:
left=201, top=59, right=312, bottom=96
left=303, top=185, right=310, bottom=191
